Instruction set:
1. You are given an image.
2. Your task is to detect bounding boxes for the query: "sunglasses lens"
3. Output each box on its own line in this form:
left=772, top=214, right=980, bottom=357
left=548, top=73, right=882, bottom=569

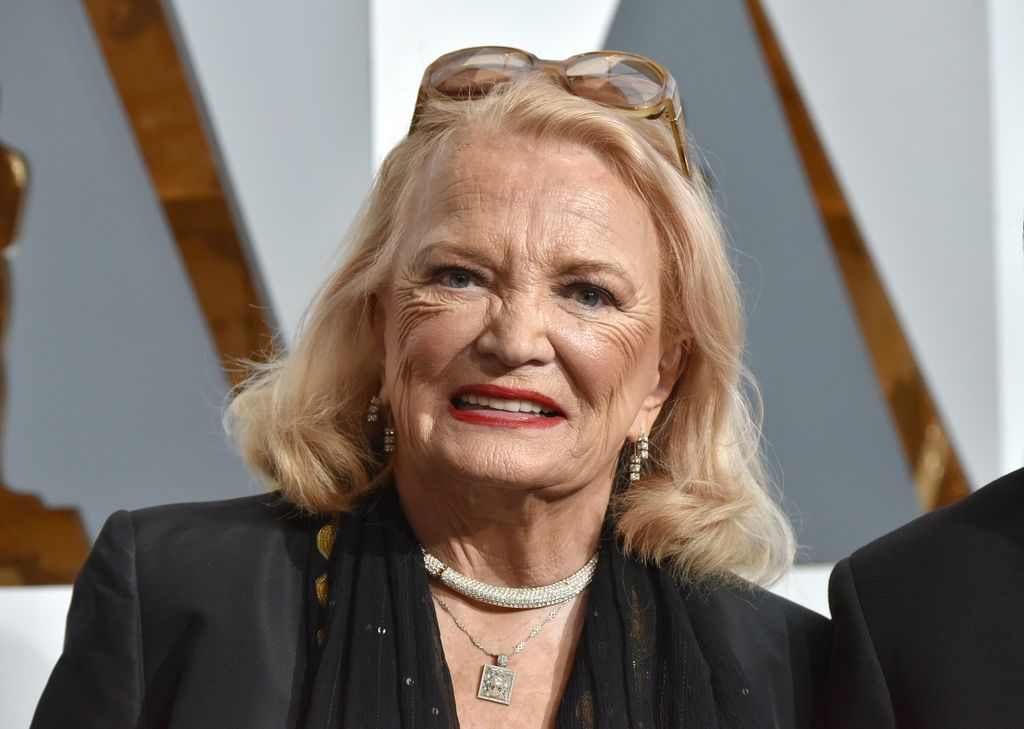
left=428, top=48, right=534, bottom=98
left=566, top=55, right=665, bottom=107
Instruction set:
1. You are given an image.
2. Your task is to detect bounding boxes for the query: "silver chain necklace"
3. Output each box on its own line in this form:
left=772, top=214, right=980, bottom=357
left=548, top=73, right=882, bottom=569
left=432, top=591, right=574, bottom=706
left=421, top=549, right=599, bottom=609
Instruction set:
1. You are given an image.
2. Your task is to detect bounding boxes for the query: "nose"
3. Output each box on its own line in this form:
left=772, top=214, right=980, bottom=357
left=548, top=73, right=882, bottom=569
left=474, top=296, right=556, bottom=368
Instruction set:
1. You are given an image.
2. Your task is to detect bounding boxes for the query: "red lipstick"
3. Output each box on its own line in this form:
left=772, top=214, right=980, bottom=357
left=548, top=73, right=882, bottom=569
left=448, top=384, right=565, bottom=429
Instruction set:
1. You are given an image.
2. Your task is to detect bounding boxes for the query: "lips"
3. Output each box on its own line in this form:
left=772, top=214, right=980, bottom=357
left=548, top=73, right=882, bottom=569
left=448, top=384, right=565, bottom=428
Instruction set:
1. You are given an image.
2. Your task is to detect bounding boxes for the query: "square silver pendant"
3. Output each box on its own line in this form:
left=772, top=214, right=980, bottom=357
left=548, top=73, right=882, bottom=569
left=478, top=663, right=516, bottom=705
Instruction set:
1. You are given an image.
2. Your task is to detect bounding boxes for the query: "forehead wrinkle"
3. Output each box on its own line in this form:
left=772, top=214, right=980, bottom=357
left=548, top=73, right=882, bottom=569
left=423, top=183, right=643, bottom=272
left=426, top=146, right=633, bottom=234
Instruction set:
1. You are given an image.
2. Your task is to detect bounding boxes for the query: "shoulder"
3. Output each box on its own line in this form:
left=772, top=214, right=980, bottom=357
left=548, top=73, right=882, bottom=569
left=98, top=492, right=321, bottom=595
left=685, top=578, right=830, bottom=725
left=834, top=466, right=1024, bottom=635
left=125, top=491, right=313, bottom=546
left=826, top=472, right=1024, bottom=727
left=109, top=493, right=322, bottom=652
left=689, top=579, right=830, bottom=663
left=848, top=467, right=1024, bottom=578
left=56, top=494, right=324, bottom=727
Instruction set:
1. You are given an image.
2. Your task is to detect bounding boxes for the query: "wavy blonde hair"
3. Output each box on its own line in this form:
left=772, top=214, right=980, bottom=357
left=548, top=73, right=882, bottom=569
left=226, top=74, right=795, bottom=584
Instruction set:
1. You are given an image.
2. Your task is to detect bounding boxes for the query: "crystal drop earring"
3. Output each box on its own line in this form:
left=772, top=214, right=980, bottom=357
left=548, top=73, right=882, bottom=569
left=628, top=429, right=649, bottom=482
left=383, top=409, right=396, bottom=454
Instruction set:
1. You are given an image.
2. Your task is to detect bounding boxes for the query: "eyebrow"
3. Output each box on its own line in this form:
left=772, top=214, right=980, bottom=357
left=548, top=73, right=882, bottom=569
left=557, top=259, right=635, bottom=284
left=410, top=241, right=500, bottom=271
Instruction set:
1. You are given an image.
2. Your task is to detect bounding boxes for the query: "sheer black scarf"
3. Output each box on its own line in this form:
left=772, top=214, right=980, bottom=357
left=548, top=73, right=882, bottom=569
left=303, top=485, right=759, bottom=728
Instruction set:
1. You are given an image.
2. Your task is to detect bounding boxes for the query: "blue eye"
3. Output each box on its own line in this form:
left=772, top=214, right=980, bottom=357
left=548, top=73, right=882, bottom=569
left=567, top=284, right=615, bottom=309
left=437, top=268, right=476, bottom=289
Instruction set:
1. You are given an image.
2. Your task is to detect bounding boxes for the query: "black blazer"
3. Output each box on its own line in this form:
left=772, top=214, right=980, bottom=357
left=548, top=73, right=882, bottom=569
left=32, top=493, right=830, bottom=728
left=825, top=468, right=1024, bottom=728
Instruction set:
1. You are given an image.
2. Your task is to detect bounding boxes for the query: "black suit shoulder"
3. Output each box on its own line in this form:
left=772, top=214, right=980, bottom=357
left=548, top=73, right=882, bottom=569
left=125, top=492, right=319, bottom=624
left=696, top=579, right=831, bottom=658
left=826, top=468, right=1024, bottom=729
left=126, top=490, right=318, bottom=609
left=128, top=491, right=310, bottom=545
left=688, top=579, right=831, bottom=728
left=851, top=467, right=1024, bottom=569
left=32, top=492, right=323, bottom=729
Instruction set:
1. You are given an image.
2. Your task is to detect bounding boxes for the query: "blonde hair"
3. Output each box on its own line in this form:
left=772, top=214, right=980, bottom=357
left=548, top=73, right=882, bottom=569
left=226, top=74, right=795, bottom=584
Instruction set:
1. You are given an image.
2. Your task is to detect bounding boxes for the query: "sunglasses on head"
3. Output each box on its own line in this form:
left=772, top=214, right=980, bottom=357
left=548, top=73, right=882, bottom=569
left=409, top=46, right=692, bottom=178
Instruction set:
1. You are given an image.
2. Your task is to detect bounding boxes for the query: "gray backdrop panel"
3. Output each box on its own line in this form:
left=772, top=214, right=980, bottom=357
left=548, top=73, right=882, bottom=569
left=0, top=0, right=257, bottom=537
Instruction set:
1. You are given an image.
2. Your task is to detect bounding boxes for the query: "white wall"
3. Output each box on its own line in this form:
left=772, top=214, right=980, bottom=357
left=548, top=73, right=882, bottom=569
left=0, top=587, right=72, bottom=729
left=770, top=564, right=832, bottom=618
left=989, top=0, right=1024, bottom=473
left=166, top=0, right=374, bottom=343
left=762, top=0, right=1004, bottom=486
left=369, top=0, right=621, bottom=166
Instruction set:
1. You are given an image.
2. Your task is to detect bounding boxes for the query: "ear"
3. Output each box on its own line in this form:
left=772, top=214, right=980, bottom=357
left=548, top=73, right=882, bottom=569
left=630, top=342, right=686, bottom=437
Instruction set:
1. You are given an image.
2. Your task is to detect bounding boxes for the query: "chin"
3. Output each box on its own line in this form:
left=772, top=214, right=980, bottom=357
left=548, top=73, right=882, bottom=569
left=435, top=442, right=561, bottom=491
left=454, top=462, right=551, bottom=491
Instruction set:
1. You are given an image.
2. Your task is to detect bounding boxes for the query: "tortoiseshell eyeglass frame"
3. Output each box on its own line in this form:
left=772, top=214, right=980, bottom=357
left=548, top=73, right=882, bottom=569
left=408, top=46, right=692, bottom=178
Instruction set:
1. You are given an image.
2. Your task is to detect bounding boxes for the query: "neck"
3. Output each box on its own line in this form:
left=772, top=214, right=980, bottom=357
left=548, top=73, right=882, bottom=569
left=395, top=461, right=611, bottom=588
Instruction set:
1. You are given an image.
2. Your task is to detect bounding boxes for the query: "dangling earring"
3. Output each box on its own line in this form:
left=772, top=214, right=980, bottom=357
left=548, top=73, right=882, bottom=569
left=368, top=394, right=396, bottom=454
left=383, top=415, right=396, bottom=454
left=628, top=429, right=649, bottom=482
left=383, top=405, right=396, bottom=454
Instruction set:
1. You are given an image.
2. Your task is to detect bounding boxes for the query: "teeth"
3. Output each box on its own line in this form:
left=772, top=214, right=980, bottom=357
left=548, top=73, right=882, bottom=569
left=460, top=393, right=550, bottom=414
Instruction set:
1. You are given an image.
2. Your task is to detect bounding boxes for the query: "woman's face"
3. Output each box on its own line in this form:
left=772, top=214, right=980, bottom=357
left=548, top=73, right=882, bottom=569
left=376, top=133, right=678, bottom=497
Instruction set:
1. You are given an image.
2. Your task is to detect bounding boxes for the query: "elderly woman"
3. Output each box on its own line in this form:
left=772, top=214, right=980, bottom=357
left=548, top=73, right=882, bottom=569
left=33, top=48, right=828, bottom=728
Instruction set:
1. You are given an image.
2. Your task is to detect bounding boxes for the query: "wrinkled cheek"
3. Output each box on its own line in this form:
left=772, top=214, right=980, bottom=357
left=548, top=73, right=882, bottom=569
left=386, top=301, right=441, bottom=400
left=573, top=319, right=656, bottom=391
left=384, top=292, right=482, bottom=407
left=560, top=319, right=659, bottom=449
left=392, top=331, right=448, bottom=394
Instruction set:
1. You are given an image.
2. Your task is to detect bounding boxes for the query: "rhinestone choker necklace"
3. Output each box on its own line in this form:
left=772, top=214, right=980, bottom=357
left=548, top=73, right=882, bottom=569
left=421, top=549, right=599, bottom=609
